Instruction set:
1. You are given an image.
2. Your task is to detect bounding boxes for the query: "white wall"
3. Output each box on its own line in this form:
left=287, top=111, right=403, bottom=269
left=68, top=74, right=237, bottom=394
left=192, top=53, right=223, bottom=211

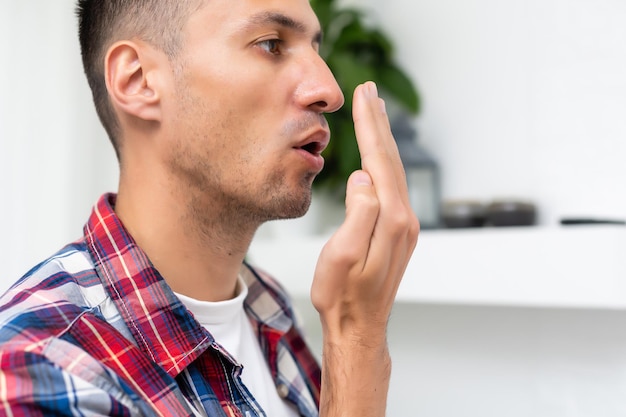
left=358, top=0, right=626, bottom=225
left=0, top=1, right=118, bottom=287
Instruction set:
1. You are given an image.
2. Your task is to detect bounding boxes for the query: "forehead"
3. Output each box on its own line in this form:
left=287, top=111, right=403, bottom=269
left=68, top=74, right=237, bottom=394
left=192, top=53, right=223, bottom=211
left=187, top=0, right=321, bottom=38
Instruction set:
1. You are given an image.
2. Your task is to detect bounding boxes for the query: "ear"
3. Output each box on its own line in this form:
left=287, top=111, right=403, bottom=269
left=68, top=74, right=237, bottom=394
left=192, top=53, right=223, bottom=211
left=105, top=40, right=163, bottom=123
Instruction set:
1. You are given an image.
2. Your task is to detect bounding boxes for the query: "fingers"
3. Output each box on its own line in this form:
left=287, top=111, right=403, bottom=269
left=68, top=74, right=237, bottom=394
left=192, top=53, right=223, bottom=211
left=352, top=82, right=418, bottom=266
left=352, top=82, right=410, bottom=209
left=326, top=170, right=379, bottom=271
left=311, top=82, right=420, bottom=333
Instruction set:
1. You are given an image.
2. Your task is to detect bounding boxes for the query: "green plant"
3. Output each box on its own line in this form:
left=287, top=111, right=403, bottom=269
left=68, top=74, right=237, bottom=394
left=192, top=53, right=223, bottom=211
left=311, top=0, right=421, bottom=193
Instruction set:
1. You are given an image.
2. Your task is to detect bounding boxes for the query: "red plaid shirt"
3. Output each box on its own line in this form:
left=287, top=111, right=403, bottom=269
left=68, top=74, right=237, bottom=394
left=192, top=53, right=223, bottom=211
left=0, top=194, right=321, bottom=416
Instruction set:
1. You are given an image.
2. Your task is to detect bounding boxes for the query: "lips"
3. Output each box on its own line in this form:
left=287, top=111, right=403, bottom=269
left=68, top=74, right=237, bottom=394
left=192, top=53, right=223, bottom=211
left=292, top=129, right=330, bottom=172
left=293, top=129, right=330, bottom=157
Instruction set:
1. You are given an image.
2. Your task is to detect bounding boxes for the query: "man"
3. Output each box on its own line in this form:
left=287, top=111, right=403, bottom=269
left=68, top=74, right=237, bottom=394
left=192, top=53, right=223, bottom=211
left=0, top=0, right=419, bottom=416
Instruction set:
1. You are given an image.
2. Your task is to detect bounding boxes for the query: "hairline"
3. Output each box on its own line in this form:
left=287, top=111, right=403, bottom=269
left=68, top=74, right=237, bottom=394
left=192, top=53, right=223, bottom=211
left=79, top=0, right=207, bottom=159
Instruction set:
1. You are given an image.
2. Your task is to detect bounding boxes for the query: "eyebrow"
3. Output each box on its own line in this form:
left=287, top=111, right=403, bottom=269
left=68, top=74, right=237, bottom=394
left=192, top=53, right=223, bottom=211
left=240, top=11, right=323, bottom=44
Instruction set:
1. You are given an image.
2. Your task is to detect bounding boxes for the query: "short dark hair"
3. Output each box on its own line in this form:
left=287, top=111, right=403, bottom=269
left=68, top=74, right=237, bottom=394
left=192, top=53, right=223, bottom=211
left=76, top=0, right=204, bottom=158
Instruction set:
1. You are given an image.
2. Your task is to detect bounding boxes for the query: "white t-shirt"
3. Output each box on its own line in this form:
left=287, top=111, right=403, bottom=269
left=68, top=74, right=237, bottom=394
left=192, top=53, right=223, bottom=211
left=176, top=278, right=300, bottom=417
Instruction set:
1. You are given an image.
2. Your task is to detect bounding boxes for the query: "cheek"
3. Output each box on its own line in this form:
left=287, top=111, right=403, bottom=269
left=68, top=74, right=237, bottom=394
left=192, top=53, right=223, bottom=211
left=173, top=70, right=288, bottom=170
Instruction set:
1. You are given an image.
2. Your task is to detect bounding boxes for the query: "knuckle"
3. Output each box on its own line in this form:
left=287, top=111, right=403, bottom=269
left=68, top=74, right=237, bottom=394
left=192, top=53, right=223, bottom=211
left=384, top=206, right=420, bottom=242
left=339, top=245, right=364, bottom=266
left=408, top=213, right=421, bottom=237
left=323, top=240, right=361, bottom=267
left=362, top=193, right=381, bottom=212
left=387, top=208, right=411, bottom=231
left=348, top=191, right=380, bottom=215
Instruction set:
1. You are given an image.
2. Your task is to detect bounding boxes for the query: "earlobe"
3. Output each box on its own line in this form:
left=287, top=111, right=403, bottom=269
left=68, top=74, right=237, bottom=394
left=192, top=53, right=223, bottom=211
left=105, top=41, right=162, bottom=123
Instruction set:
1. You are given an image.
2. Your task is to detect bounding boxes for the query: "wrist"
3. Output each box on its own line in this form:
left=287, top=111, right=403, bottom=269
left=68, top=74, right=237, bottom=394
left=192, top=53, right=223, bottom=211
left=319, top=338, right=392, bottom=417
left=319, top=312, right=389, bottom=343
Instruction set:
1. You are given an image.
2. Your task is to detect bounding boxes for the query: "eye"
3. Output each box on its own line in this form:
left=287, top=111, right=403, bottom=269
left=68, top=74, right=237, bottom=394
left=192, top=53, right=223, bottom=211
left=257, top=38, right=283, bottom=55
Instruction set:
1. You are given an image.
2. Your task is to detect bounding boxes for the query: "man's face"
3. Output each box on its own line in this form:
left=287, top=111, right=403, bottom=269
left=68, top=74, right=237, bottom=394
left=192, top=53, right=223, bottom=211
left=160, top=0, right=344, bottom=223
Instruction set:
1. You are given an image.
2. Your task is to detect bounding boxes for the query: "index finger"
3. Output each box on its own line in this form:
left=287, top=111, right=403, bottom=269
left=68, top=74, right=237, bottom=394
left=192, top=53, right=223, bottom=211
left=352, top=82, right=410, bottom=208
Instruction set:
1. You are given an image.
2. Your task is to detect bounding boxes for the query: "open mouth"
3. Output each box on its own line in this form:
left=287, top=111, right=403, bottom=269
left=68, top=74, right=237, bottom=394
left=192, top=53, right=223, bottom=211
left=299, top=141, right=323, bottom=156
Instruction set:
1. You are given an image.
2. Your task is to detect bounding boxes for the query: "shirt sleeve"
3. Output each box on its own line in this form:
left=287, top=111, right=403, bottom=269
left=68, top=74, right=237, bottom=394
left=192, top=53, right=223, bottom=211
left=0, top=349, right=142, bottom=416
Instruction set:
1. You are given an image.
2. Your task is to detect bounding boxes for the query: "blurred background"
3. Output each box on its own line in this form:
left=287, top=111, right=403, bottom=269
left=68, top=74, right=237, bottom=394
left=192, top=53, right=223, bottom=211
left=1, top=1, right=118, bottom=282
left=2, top=0, right=626, bottom=415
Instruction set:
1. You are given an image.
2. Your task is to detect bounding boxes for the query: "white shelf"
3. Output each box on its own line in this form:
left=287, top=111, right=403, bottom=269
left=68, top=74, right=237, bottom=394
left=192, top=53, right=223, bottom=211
left=248, top=225, right=626, bottom=309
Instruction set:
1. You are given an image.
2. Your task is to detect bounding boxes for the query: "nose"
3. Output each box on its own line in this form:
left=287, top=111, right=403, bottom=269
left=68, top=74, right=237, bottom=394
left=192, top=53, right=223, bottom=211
left=295, top=53, right=345, bottom=114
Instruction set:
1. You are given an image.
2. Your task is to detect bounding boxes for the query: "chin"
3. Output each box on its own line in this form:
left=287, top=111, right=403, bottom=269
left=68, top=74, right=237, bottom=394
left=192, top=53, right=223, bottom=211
left=265, top=183, right=313, bottom=221
left=248, top=172, right=315, bottom=222
left=271, top=192, right=312, bottom=220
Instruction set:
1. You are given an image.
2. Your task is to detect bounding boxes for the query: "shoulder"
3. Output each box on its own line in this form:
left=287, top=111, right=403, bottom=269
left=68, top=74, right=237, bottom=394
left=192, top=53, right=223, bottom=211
left=0, top=345, right=143, bottom=415
left=0, top=241, right=107, bottom=348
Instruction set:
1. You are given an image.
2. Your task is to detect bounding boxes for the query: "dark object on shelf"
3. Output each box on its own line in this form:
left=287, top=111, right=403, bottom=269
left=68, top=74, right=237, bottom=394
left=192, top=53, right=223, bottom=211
left=393, top=115, right=441, bottom=229
left=487, top=201, right=536, bottom=227
left=442, top=201, right=487, bottom=228
left=560, top=218, right=626, bottom=225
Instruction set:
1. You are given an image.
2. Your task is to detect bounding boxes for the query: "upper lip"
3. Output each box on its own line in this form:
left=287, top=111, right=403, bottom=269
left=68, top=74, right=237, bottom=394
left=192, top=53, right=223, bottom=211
left=294, top=128, right=330, bottom=156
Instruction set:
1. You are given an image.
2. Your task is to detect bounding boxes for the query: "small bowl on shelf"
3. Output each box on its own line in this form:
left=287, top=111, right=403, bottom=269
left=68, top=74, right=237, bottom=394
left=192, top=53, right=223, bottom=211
left=442, top=200, right=487, bottom=228
left=486, top=200, right=536, bottom=227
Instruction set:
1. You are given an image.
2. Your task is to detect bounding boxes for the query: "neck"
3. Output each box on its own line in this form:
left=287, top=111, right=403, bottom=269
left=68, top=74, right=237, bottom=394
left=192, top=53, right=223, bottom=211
left=115, top=168, right=259, bottom=302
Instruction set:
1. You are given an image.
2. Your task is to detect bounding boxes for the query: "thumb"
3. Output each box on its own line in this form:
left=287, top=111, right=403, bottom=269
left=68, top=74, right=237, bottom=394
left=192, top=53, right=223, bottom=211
left=331, top=170, right=380, bottom=251
left=313, top=170, right=380, bottom=303
left=348, top=170, right=374, bottom=188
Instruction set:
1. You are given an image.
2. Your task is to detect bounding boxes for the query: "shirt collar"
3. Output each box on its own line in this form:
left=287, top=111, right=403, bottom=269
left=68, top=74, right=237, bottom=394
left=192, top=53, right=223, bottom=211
left=83, top=194, right=294, bottom=378
left=84, top=193, right=213, bottom=377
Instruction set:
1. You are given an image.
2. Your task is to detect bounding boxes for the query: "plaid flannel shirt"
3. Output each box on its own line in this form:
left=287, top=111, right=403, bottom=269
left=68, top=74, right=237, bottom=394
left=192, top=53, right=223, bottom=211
left=0, top=194, right=321, bottom=416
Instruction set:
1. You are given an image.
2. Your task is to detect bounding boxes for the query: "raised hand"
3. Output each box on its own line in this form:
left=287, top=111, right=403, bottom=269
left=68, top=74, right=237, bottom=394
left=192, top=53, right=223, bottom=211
left=312, top=81, right=420, bottom=416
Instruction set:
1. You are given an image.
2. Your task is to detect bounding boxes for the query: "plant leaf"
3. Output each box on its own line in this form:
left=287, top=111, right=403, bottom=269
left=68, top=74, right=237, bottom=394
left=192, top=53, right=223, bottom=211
left=327, top=52, right=376, bottom=109
left=377, top=64, right=420, bottom=114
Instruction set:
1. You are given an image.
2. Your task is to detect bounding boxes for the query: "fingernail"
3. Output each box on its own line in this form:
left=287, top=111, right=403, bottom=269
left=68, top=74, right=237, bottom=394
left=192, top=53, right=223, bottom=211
left=352, top=171, right=372, bottom=186
left=380, top=98, right=387, bottom=114
left=369, top=81, right=378, bottom=98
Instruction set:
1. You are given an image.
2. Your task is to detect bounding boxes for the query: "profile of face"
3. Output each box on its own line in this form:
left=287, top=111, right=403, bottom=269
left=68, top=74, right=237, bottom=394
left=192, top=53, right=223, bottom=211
left=156, top=0, right=344, bottom=224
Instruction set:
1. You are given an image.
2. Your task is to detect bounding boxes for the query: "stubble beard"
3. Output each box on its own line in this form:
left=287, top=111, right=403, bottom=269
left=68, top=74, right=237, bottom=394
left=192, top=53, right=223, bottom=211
left=210, top=167, right=315, bottom=225
left=167, top=128, right=316, bottom=240
left=179, top=159, right=315, bottom=245
left=170, top=73, right=316, bottom=241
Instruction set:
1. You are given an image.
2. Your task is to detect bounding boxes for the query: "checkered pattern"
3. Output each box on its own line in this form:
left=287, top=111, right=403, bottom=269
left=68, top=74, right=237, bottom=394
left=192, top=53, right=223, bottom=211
left=0, top=194, right=320, bottom=416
